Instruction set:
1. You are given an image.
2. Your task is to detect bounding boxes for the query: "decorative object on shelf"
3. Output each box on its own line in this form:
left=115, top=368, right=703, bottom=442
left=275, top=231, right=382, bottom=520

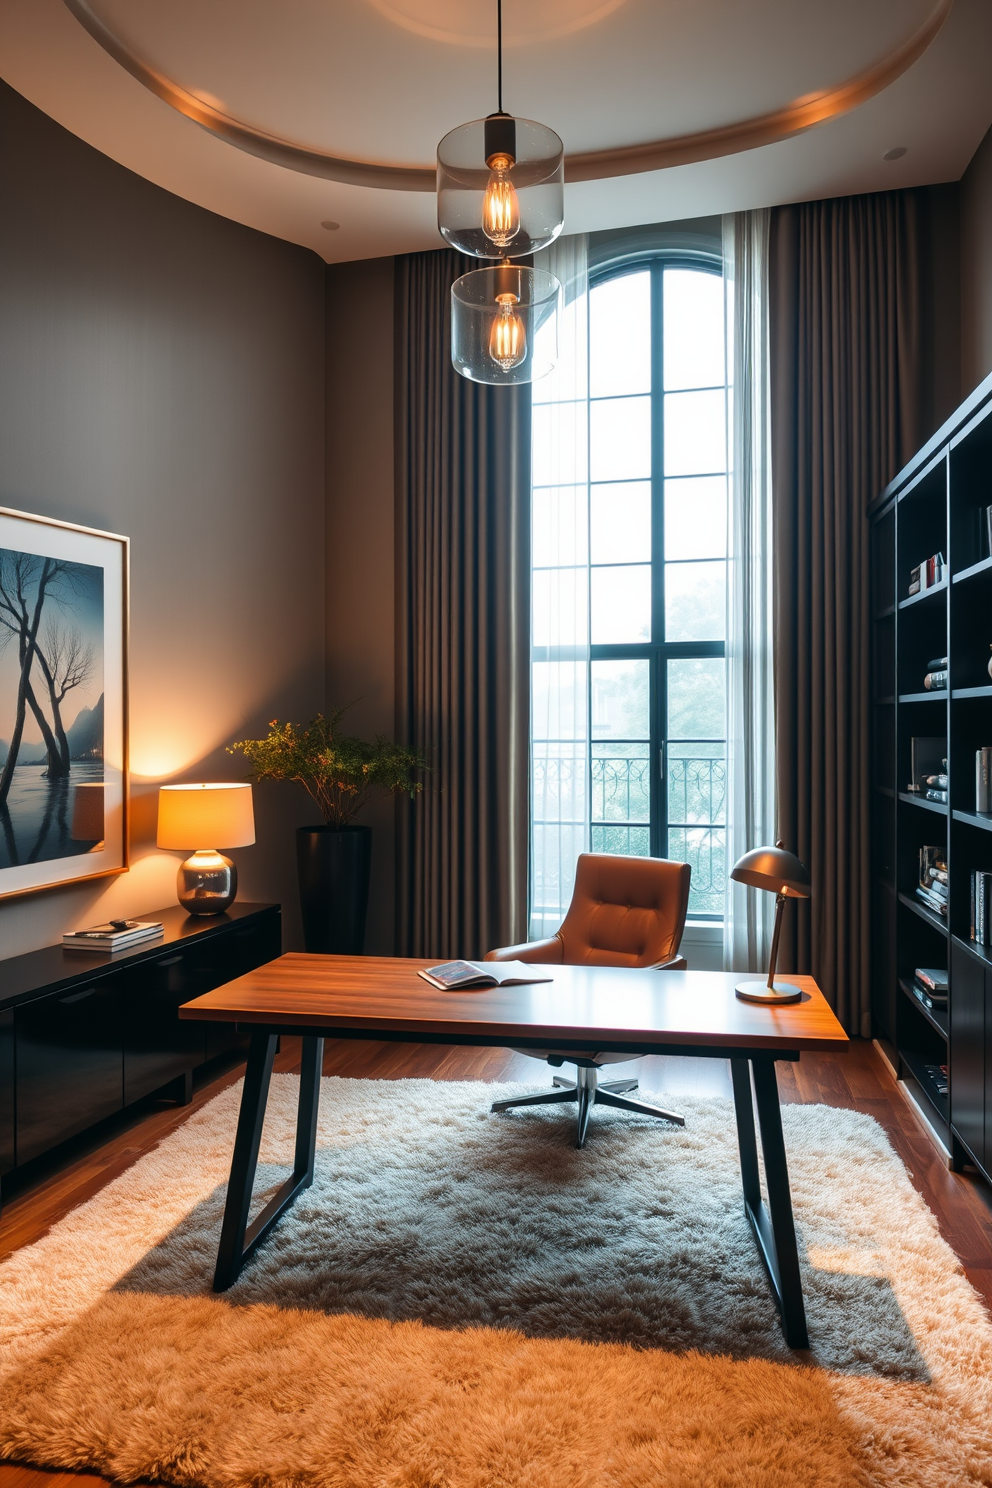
left=0, top=506, right=128, bottom=902
left=229, top=709, right=428, bottom=953
left=908, top=735, right=945, bottom=794
left=918, top=845, right=948, bottom=918
left=438, top=0, right=562, bottom=385
left=923, top=656, right=948, bottom=691
left=729, top=842, right=811, bottom=1004
left=976, top=746, right=992, bottom=812
left=157, top=783, right=255, bottom=916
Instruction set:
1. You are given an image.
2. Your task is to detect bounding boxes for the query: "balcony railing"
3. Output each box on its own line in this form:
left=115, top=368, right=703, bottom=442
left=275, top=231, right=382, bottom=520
left=532, top=748, right=727, bottom=920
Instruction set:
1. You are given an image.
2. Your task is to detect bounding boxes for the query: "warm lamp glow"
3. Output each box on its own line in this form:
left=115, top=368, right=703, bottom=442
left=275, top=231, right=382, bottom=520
left=157, top=783, right=255, bottom=850
left=482, top=157, right=520, bottom=249
left=488, top=292, right=527, bottom=370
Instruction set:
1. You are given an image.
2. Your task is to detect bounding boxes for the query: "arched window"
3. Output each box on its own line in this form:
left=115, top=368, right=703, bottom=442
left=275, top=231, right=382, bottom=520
left=531, top=247, right=727, bottom=929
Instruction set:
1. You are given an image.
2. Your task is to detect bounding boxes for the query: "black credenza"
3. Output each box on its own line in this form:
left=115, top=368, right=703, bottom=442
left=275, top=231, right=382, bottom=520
left=0, top=901, right=280, bottom=1187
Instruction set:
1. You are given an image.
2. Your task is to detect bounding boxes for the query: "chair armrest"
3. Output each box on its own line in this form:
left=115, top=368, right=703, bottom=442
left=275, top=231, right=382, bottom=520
left=652, top=955, right=687, bottom=971
left=485, top=937, right=564, bottom=964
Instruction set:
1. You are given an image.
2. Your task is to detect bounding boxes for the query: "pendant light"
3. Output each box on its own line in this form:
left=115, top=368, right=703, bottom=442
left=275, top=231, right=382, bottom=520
left=436, top=1, right=565, bottom=259
left=439, top=0, right=563, bottom=386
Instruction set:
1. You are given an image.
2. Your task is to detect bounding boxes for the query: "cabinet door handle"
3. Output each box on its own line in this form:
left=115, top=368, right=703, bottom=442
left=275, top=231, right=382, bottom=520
left=157, top=955, right=184, bottom=967
left=60, top=987, right=96, bottom=1004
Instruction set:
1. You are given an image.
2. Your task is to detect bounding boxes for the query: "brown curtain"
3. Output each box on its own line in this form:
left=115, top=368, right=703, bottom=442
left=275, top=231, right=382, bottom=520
left=770, top=191, right=924, bottom=1035
left=395, top=248, right=530, bottom=959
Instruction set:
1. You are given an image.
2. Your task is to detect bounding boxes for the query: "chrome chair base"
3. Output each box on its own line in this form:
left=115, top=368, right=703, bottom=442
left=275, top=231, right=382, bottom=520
left=491, top=1064, right=685, bottom=1148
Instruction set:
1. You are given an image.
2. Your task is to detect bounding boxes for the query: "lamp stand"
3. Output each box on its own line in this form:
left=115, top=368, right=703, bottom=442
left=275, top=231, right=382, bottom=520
left=735, top=892, right=804, bottom=1004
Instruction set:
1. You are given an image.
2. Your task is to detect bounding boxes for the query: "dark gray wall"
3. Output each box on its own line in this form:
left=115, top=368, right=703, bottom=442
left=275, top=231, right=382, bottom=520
left=0, top=80, right=326, bottom=957
left=325, top=256, right=396, bottom=953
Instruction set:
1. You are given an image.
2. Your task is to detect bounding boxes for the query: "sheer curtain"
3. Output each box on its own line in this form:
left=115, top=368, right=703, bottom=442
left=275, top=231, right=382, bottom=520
left=529, top=234, right=591, bottom=938
left=723, top=210, right=777, bottom=973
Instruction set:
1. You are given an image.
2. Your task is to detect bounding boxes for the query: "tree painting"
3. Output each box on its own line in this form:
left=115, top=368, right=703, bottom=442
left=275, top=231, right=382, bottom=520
left=0, top=547, right=104, bottom=869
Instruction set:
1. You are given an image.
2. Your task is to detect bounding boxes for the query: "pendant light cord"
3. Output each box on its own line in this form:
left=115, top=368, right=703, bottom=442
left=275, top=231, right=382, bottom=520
left=497, top=0, right=503, bottom=113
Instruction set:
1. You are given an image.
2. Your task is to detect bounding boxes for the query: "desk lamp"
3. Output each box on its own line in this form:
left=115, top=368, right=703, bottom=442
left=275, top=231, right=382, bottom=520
left=730, top=842, right=811, bottom=1004
left=157, top=783, right=255, bottom=915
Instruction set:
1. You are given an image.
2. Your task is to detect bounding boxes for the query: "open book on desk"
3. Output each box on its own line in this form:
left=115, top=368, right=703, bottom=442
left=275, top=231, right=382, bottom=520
left=418, top=960, right=553, bottom=992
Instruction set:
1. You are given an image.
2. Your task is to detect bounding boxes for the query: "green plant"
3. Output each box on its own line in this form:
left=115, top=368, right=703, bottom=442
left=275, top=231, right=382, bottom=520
left=228, top=708, right=427, bottom=829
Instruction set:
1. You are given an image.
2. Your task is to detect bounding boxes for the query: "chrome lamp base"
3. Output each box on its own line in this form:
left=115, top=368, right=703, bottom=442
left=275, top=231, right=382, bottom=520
left=178, top=849, right=237, bottom=916
left=735, top=979, right=803, bottom=1005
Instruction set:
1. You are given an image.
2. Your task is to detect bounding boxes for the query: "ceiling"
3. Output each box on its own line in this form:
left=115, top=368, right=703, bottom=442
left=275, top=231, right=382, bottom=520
left=0, top=0, right=990, bottom=264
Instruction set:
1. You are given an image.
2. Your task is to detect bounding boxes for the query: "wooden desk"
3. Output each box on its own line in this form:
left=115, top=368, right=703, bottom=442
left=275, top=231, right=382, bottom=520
left=180, top=956, right=848, bottom=1348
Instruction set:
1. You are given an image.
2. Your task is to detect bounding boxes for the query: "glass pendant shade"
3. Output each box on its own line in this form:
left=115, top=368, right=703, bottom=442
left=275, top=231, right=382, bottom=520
left=438, top=115, right=564, bottom=258
left=451, top=264, right=560, bottom=385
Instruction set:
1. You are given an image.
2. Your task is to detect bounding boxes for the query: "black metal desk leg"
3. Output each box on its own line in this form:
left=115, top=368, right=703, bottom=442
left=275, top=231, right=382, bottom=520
left=731, top=1057, right=761, bottom=1209
left=213, top=1030, right=277, bottom=1292
left=731, top=1056, right=809, bottom=1350
left=213, top=1034, right=326, bottom=1293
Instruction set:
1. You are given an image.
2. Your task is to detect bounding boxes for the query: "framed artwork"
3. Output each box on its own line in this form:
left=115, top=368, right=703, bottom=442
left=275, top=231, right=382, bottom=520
left=0, top=507, right=128, bottom=900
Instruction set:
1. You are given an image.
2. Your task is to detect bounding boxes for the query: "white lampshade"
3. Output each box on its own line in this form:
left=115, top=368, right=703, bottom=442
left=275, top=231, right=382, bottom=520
left=157, top=783, right=255, bottom=850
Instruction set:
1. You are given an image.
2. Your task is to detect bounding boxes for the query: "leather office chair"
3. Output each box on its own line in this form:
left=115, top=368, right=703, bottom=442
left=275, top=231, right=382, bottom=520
left=485, top=852, right=691, bottom=1147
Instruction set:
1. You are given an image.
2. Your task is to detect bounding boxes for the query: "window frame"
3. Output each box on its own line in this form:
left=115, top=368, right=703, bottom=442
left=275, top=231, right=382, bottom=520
left=587, top=250, right=726, bottom=918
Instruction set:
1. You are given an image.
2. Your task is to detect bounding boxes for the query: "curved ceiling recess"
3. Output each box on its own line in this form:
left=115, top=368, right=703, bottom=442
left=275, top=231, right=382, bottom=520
left=63, top=0, right=953, bottom=192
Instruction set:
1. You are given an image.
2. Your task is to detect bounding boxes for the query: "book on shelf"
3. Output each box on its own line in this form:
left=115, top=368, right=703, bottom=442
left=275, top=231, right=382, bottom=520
left=908, top=553, right=945, bottom=596
left=63, top=920, right=164, bottom=952
left=915, top=967, right=948, bottom=993
left=911, top=981, right=947, bottom=1011
left=970, top=871, right=992, bottom=945
left=924, top=878, right=948, bottom=901
left=976, top=746, right=992, bottom=813
left=923, top=670, right=948, bottom=691
left=915, top=886, right=948, bottom=918
left=417, top=960, right=554, bottom=992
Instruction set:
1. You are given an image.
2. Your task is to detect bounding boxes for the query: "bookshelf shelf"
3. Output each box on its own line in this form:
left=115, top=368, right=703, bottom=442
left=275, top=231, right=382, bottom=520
left=897, top=791, right=948, bottom=816
left=952, top=809, right=992, bottom=832
left=898, top=977, right=948, bottom=1038
left=898, top=1049, right=949, bottom=1126
left=897, top=891, right=949, bottom=936
left=952, top=555, right=992, bottom=585
left=871, top=368, right=992, bottom=1186
left=898, top=579, right=947, bottom=610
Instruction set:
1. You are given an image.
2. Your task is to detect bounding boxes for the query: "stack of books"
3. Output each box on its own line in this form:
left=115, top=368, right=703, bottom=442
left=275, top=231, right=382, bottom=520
left=912, top=966, right=948, bottom=1012
left=908, top=552, right=945, bottom=595
left=917, top=846, right=948, bottom=917
left=971, top=871, right=992, bottom=945
left=922, top=655, right=948, bottom=691
left=63, top=919, right=164, bottom=953
left=923, top=770, right=948, bottom=805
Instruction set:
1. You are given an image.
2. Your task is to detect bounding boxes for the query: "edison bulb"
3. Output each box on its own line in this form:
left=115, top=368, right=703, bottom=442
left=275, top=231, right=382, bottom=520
left=489, top=292, right=526, bottom=371
left=482, top=155, right=520, bottom=249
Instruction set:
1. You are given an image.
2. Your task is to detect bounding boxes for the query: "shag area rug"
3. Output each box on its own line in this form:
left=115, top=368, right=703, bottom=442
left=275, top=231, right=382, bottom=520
left=1, top=1075, right=991, bottom=1488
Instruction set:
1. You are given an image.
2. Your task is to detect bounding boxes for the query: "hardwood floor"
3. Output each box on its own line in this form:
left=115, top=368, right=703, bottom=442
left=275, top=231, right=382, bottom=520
left=0, top=1036, right=990, bottom=1488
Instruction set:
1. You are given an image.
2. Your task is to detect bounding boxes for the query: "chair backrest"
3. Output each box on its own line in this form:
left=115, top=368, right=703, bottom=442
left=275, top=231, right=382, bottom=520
left=556, top=853, right=691, bottom=968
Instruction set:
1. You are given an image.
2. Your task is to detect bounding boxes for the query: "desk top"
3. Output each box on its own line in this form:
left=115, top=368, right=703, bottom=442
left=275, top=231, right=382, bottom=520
left=179, top=954, right=849, bottom=1054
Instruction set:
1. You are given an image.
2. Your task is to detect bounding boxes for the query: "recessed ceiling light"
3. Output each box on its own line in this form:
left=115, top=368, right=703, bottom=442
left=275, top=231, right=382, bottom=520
left=882, top=147, right=907, bottom=161
left=320, top=220, right=341, bottom=230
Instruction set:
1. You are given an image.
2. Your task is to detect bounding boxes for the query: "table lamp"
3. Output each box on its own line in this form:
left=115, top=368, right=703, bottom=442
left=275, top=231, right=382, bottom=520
left=729, top=841, right=811, bottom=1004
left=157, top=783, right=255, bottom=915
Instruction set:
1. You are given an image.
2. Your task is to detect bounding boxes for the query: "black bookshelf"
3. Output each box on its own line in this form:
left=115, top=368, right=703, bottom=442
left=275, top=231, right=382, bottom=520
left=869, top=366, right=992, bottom=1183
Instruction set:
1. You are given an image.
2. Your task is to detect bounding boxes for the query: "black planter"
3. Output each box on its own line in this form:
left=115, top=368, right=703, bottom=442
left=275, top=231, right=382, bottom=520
left=295, top=824, right=372, bottom=954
